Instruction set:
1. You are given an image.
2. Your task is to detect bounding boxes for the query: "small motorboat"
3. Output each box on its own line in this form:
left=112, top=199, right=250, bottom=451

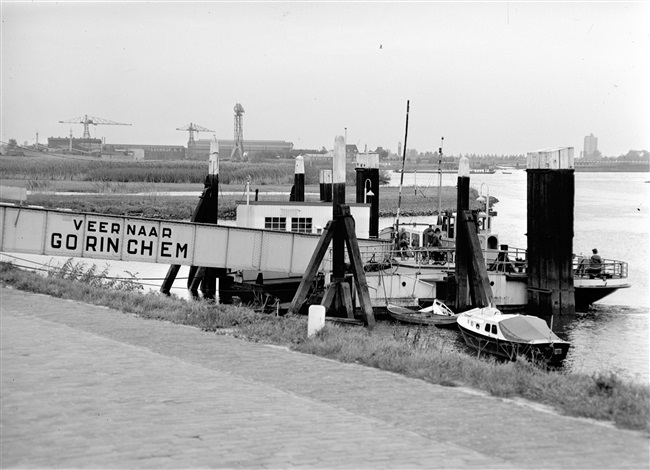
left=387, top=299, right=459, bottom=327
left=457, top=306, right=570, bottom=364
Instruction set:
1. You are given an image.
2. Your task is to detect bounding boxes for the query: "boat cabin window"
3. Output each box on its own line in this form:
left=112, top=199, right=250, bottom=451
left=484, top=324, right=491, bottom=333
left=491, top=324, right=497, bottom=334
left=265, top=217, right=286, bottom=231
left=410, top=233, right=420, bottom=247
left=291, top=217, right=313, bottom=233
left=488, top=235, right=498, bottom=250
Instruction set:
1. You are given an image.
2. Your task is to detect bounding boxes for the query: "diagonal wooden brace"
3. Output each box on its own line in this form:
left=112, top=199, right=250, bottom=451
left=287, top=220, right=336, bottom=315
left=341, top=214, right=376, bottom=327
left=461, top=210, right=494, bottom=307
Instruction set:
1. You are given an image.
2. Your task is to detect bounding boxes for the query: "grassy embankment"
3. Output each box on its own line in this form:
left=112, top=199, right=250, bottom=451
left=1, top=155, right=486, bottom=219
left=1, top=260, right=648, bottom=433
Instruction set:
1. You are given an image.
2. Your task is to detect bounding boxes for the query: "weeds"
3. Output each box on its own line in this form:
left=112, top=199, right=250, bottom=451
left=46, top=258, right=143, bottom=292
left=26, top=179, right=51, bottom=191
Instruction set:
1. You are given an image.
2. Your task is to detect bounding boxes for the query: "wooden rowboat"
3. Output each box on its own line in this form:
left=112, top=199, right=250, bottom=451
left=387, top=300, right=459, bottom=327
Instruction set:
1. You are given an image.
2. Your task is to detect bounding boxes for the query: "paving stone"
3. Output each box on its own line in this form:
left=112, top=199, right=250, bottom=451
left=1, top=287, right=648, bottom=469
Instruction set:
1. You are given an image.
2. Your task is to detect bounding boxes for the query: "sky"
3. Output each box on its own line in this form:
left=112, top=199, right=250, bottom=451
left=1, top=1, right=649, bottom=156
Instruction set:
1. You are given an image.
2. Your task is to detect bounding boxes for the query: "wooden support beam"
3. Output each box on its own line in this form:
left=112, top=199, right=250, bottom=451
left=461, top=210, right=494, bottom=307
left=287, top=220, right=336, bottom=315
left=320, top=283, right=337, bottom=310
left=188, top=266, right=206, bottom=298
left=162, top=137, right=219, bottom=296
left=341, top=212, right=376, bottom=327
left=455, top=158, right=471, bottom=311
left=339, top=282, right=355, bottom=320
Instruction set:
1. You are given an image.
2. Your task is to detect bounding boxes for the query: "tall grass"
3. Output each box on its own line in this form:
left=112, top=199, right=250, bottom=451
left=1, top=156, right=368, bottom=186
left=1, top=261, right=648, bottom=433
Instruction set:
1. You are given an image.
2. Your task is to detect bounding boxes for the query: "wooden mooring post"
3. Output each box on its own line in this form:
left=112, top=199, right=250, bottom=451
left=454, top=156, right=471, bottom=311
left=319, top=169, right=332, bottom=202
left=451, top=156, right=495, bottom=311
left=355, top=153, right=379, bottom=238
left=290, top=155, right=305, bottom=202
left=160, top=136, right=229, bottom=302
left=287, top=136, right=375, bottom=327
left=526, top=148, right=576, bottom=322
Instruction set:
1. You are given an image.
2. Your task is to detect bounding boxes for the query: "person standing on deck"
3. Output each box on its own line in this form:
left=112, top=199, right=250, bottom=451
left=432, top=228, right=443, bottom=263
left=422, top=225, right=435, bottom=262
left=399, top=228, right=409, bottom=260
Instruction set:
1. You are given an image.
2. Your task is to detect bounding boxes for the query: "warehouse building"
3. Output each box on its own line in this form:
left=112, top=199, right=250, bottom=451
left=109, top=144, right=186, bottom=161
left=192, top=139, right=294, bottom=160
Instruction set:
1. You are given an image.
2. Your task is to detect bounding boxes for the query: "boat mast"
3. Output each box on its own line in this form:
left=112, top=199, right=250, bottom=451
left=395, top=100, right=410, bottom=246
left=437, top=136, right=444, bottom=225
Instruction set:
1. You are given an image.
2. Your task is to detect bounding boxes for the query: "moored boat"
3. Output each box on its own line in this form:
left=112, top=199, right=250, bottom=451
left=387, top=299, right=459, bottom=327
left=457, top=306, right=571, bottom=364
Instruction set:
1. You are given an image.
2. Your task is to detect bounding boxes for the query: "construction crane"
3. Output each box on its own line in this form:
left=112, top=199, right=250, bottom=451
left=59, top=114, right=131, bottom=140
left=176, top=122, right=215, bottom=146
left=231, top=103, right=245, bottom=161
left=177, top=122, right=214, bottom=160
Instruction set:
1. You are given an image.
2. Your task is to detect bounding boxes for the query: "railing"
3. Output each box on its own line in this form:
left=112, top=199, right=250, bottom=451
left=486, top=247, right=527, bottom=274
left=573, top=257, right=628, bottom=279
left=319, top=238, right=628, bottom=281
left=353, top=244, right=456, bottom=270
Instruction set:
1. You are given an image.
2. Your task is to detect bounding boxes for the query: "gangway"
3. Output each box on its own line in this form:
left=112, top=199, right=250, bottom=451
left=0, top=204, right=389, bottom=276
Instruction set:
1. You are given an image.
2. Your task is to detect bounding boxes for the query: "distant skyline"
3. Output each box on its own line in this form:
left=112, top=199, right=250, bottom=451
left=2, top=1, right=649, bottom=156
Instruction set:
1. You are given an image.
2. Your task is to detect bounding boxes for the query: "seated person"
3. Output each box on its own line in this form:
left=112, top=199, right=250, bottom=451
left=587, top=248, right=603, bottom=276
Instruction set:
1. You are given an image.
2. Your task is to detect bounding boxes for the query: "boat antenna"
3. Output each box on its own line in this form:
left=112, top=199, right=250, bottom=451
left=395, top=100, right=410, bottom=248
left=437, top=136, right=444, bottom=225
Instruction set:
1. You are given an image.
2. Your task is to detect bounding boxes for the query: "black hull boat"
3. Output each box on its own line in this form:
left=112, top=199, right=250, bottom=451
left=457, top=307, right=570, bottom=365
left=387, top=300, right=459, bottom=327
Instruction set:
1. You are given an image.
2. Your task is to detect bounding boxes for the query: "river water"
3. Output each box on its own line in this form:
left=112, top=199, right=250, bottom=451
left=2, top=171, right=648, bottom=383
left=387, top=170, right=649, bottom=383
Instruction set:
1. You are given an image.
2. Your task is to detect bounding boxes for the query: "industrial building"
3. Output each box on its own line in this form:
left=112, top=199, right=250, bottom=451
left=47, top=137, right=103, bottom=154
left=109, top=144, right=186, bottom=161
left=193, top=139, right=294, bottom=160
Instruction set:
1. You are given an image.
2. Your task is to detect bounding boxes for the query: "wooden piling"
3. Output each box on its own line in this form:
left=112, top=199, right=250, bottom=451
left=526, top=148, right=575, bottom=321
left=319, top=169, right=332, bottom=202
left=161, top=136, right=220, bottom=299
left=288, top=136, right=375, bottom=327
left=355, top=153, right=379, bottom=238
left=455, top=157, right=471, bottom=311
left=292, top=155, right=305, bottom=202
left=332, top=136, right=346, bottom=283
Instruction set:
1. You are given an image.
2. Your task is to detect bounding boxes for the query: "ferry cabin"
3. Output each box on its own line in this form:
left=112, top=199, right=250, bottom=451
left=236, top=201, right=372, bottom=238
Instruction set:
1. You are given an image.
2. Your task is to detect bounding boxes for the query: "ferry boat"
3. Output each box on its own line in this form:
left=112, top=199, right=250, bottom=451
left=376, top=211, right=630, bottom=311
left=224, top=193, right=629, bottom=311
